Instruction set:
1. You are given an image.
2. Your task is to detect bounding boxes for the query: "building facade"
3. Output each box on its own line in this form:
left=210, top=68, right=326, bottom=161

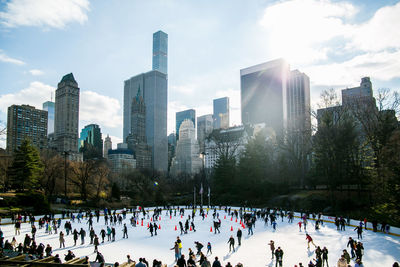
left=103, top=134, right=112, bottom=158
left=42, top=101, right=55, bottom=135
left=123, top=70, right=168, bottom=172
left=176, top=109, right=195, bottom=140
left=241, top=59, right=289, bottom=136
left=170, top=119, right=202, bottom=175
left=213, top=97, right=229, bottom=129
left=79, top=124, right=103, bottom=160
left=197, top=114, right=213, bottom=153
left=152, top=30, right=168, bottom=74
left=287, top=70, right=311, bottom=132
left=126, top=89, right=152, bottom=170
left=204, top=125, right=249, bottom=169
left=54, top=73, right=80, bottom=154
left=6, top=104, right=48, bottom=152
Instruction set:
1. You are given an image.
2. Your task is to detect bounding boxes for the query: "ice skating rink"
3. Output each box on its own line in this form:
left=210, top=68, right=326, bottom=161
left=1, top=209, right=399, bottom=266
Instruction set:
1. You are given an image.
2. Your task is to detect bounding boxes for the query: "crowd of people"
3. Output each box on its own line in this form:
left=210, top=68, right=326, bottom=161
left=0, top=206, right=398, bottom=267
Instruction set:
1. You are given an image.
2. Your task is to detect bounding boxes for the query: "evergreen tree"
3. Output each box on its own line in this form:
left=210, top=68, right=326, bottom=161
left=8, top=139, right=44, bottom=191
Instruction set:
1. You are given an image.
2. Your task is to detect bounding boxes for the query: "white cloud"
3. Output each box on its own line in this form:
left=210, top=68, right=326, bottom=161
left=170, top=85, right=195, bottom=96
left=260, top=0, right=400, bottom=65
left=0, top=49, right=25, bottom=65
left=108, top=135, right=123, bottom=149
left=29, top=69, right=44, bottom=76
left=0, top=81, right=54, bottom=112
left=80, top=91, right=122, bottom=128
left=0, top=82, right=122, bottom=131
left=349, top=2, right=400, bottom=52
left=260, top=0, right=356, bottom=64
left=0, top=0, right=90, bottom=29
left=305, top=50, right=400, bottom=87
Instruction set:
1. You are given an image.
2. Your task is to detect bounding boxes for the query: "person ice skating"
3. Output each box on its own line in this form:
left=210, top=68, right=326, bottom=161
left=337, top=255, right=347, bottom=267
left=201, top=257, right=211, bottom=267
left=298, top=221, right=302, bottom=231
left=111, top=227, right=116, bottom=241
left=322, top=246, right=328, bottom=267
left=59, top=231, right=65, bottom=248
left=100, top=229, right=106, bottom=243
left=355, top=242, right=364, bottom=261
left=355, top=259, right=364, bottom=267
left=64, top=250, right=75, bottom=261
left=272, top=220, right=277, bottom=230
left=228, top=235, right=235, bottom=252
left=306, top=234, right=316, bottom=249
left=179, top=221, right=184, bottom=235
left=107, top=226, right=111, bottom=241
left=45, top=244, right=52, bottom=257
left=268, top=240, right=275, bottom=259
left=154, top=222, right=158, bottom=236
left=354, top=225, right=363, bottom=239
left=148, top=223, right=154, bottom=236
left=342, top=250, right=351, bottom=264
left=236, top=228, right=242, bottom=246
left=177, top=236, right=183, bottom=257
left=347, top=237, right=356, bottom=258
left=95, top=251, right=105, bottom=264
left=123, top=223, right=128, bottom=238
left=90, top=228, right=95, bottom=244
left=274, top=247, right=283, bottom=267
left=191, top=221, right=196, bottom=232
left=214, top=219, right=220, bottom=234
left=171, top=242, right=180, bottom=262
left=93, top=234, right=99, bottom=253
left=79, top=228, right=86, bottom=244
left=177, top=254, right=187, bottom=267
left=212, top=256, right=222, bottom=267
left=195, top=241, right=204, bottom=255
left=207, top=242, right=212, bottom=255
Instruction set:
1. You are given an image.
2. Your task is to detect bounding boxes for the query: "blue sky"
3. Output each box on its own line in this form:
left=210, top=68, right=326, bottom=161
left=1, top=0, right=399, bottom=148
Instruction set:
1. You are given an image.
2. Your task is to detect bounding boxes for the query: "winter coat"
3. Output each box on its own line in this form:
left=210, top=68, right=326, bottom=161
left=337, top=258, right=347, bottom=267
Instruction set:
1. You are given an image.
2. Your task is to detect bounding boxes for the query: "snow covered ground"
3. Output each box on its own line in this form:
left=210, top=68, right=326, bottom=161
left=1, top=208, right=399, bottom=266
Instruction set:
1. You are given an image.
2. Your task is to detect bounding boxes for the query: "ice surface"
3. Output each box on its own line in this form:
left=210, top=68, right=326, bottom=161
left=1, top=209, right=399, bottom=266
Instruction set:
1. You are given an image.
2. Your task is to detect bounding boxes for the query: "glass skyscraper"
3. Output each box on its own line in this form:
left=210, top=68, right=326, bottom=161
left=123, top=70, right=168, bottom=172
left=213, top=97, right=229, bottom=129
left=42, top=101, right=55, bottom=135
left=78, top=124, right=103, bottom=159
left=240, top=59, right=289, bottom=136
left=176, top=109, right=195, bottom=140
left=152, top=30, right=168, bottom=74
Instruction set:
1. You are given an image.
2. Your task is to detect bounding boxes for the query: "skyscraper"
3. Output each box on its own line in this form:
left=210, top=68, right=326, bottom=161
left=197, top=114, right=213, bottom=153
left=126, top=87, right=152, bottom=170
left=287, top=70, right=311, bottom=132
left=213, top=97, right=229, bottom=129
left=170, top=119, right=202, bottom=175
left=176, top=109, right=195, bottom=140
left=54, top=73, right=80, bottom=154
left=123, top=70, right=168, bottom=172
left=42, top=101, right=55, bottom=135
left=240, top=59, right=289, bottom=136
left=152, top=30, right=168, bottom=74
left=104, top=134, right=112, bottom=158
left=6, top=104, right=48, bottom=152
left=79, top=124, right=103, bottom=160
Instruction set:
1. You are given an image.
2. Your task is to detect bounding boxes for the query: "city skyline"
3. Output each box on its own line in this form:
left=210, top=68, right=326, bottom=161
left=1, top=0, right=400, bottom=148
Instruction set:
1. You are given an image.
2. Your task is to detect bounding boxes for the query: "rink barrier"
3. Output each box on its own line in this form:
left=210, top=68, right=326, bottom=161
left=0, top=206, right=399, bottom=237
